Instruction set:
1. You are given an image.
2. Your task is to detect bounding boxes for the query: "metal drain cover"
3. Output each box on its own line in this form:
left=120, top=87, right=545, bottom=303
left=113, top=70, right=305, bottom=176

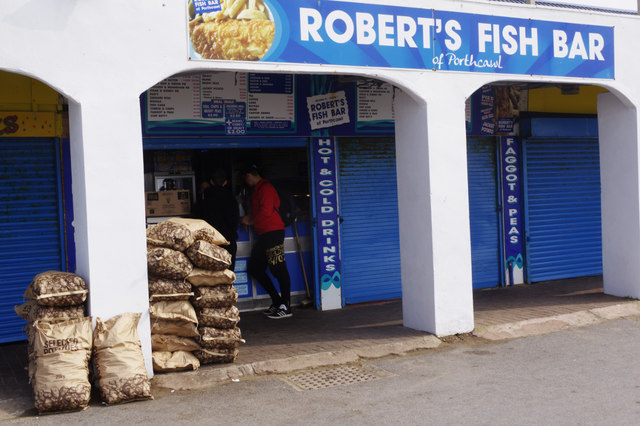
left=282, top=365, right=394, bottom=391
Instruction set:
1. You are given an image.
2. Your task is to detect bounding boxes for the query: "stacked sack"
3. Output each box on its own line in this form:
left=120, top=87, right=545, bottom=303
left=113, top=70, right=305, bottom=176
left=16, top=271, right=92, bottom=414
left=147, top=219, right=202, bottom=372
left=146, top=218, right=243, bottom=371
left=148, top=299, right=201, bottom=373
left=16, top=271, right=153, bottom=413
left=92, top=312, right=153, bottom=405
left=188, top=258, right=244, bottom=365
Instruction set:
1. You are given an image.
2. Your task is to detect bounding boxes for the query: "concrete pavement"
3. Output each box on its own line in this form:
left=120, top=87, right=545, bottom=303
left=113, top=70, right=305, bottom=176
left=2, top=276, right=639, bottom=419
left=153, top=276, right=639, bottom=391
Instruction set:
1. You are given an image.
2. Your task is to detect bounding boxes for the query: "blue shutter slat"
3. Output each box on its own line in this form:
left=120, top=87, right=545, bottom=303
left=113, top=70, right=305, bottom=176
left=338, top=138, right=402, bottom=304
left=524, top=138, right=602, bottom=283
left=467, top=136, right=502, bottom=289
left=0, top=139, right=64, bottom=343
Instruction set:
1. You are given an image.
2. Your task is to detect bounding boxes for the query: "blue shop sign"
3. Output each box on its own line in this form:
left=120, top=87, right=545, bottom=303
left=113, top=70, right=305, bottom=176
left=187, top=0, right=614, bottom=79
left=500, top=136, right=524, bottom=285
left=312, top=137, right=342, bottom=294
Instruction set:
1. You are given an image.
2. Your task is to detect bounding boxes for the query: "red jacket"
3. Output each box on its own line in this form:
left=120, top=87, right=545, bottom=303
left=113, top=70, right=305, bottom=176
left=250, top=178, right=284, bottom=235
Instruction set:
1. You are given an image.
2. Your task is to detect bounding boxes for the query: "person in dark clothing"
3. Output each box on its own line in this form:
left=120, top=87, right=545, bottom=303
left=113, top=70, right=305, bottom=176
left=191, top=180, right=211, bottom=220
left=240, top=164, right=292, bottom=319
left=201, top=169, right=240, bottom=270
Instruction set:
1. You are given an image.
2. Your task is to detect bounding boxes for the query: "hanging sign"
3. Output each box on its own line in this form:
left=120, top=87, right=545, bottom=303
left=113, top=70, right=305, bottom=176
left=497, top=118, right=514, bottom=134
left=312, top=137, right=342, bottom=310
left=186, top=0, right=614, bottom=79
left=480, top=86, right=495, bottom=135
left=307, top=91, right=350, bottom=130
left=500, top=136, right=524, bottom=285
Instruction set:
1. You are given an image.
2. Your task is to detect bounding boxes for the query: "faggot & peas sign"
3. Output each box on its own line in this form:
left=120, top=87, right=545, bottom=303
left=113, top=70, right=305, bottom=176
left=187, top=0, right=614, bottom=79
left=501, top=136, right=524, bottom=286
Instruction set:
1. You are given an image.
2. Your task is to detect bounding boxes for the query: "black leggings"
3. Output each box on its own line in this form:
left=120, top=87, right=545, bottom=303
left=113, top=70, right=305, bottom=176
left=248, top=230, right=291, bottom=308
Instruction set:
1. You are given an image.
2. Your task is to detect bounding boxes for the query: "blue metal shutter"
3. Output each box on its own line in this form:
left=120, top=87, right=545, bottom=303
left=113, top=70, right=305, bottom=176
left=338, top=138, right=401, bottom=304
left=523, top=138, right=602, bottom=282
left=0, top=138, right=65, bottom=343
left=467, top=137, right=502, bottom=289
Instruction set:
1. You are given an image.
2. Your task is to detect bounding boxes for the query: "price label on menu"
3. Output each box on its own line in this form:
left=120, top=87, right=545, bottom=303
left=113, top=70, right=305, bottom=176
left=225, top=103, right=247, bottom=135
left=225, top=120, right=247, bottom=135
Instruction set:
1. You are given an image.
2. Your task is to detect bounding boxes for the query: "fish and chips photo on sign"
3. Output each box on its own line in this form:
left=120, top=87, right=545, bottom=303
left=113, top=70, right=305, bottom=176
left=188, top=0, right=275, bottom=61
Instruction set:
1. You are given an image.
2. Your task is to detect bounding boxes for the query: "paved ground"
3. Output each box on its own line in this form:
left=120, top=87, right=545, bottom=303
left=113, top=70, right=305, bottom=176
left=1, top=276, right=638, bottom=420
left=9, top=317, right=640, bottom=425
left=473, top=276, right=623, bottom=327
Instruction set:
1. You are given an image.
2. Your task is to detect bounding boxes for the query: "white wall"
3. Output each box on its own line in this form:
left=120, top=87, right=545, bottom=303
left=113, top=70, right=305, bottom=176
left=394, top=75, right=477, bottom=336
left=598, top=93, right=640, bottom=298
left=468, top=0, right=637, bottom=11
left=394, top=89, right=437, bottom=332
left=1, top=0, right=640, bottom=365
left=540, top=0, right=637, bottom=12
left=68, top=96, right=152, bottom=374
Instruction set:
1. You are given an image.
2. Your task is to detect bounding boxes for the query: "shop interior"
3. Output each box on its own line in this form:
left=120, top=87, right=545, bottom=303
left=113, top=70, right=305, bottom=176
left=143, top=147, right=311, bottom=225
left=143, top=145, right=314, bottom=310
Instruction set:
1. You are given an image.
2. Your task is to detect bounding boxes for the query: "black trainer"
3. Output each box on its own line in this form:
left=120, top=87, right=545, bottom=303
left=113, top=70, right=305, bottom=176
left=263, top=304, right=279, bottom=316
left=267, top=304, right=292, bottom=319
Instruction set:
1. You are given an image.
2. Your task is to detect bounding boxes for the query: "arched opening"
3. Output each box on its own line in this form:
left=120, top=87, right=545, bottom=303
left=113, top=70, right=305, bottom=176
left=138, top=69, right=410, bottom=367
left=464, top=80, right=640, bottom=323
left=0, top=70, right=75, bottom=343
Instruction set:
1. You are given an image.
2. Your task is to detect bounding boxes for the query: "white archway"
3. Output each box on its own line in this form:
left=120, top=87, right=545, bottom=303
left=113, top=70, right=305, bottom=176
left=598, top=93, right=640, bottom=299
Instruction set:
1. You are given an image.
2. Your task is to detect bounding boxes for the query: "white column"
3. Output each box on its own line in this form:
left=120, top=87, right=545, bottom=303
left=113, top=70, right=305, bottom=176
left=394, top=87, right=474, bottom=336
left=68, top=96, right=153, bottom=376
left=598, top=92, right=640, bottom=299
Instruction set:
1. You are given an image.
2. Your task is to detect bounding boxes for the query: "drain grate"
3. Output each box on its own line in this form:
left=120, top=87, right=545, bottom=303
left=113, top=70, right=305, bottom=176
left=282, top=365, right=393, bottom=391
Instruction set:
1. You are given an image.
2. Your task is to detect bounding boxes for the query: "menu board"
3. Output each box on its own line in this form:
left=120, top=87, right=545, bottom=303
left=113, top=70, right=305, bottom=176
left=143, top=72, right=396, bottom=137
left=247, top=73, right=295, bottom=130
left=147, top=75, right=201, bottom=121
left=145, top=72, right=295, bottom=135
left=356, top=81, right=394, bottom=123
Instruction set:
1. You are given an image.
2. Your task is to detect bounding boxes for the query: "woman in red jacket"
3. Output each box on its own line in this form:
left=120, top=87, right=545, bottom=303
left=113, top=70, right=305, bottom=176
left=240, top=165, right=292, bottom=319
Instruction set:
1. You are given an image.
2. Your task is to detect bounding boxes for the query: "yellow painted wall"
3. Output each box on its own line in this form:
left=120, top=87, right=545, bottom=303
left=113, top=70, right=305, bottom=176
left=528, top=85, right=608, bottom=114
left=0, top=71, right=63, bottom=136
left=0, top=71, right=60, bottom=112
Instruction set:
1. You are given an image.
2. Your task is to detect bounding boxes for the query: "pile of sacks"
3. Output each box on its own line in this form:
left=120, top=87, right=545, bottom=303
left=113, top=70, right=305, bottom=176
left=15, top=271, right=152, bottom=414
left=148, top=296, right=201, bottom=372
left=190, top=257, right=242, bottom=365
left=146, top=218, right=244, bottom=372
